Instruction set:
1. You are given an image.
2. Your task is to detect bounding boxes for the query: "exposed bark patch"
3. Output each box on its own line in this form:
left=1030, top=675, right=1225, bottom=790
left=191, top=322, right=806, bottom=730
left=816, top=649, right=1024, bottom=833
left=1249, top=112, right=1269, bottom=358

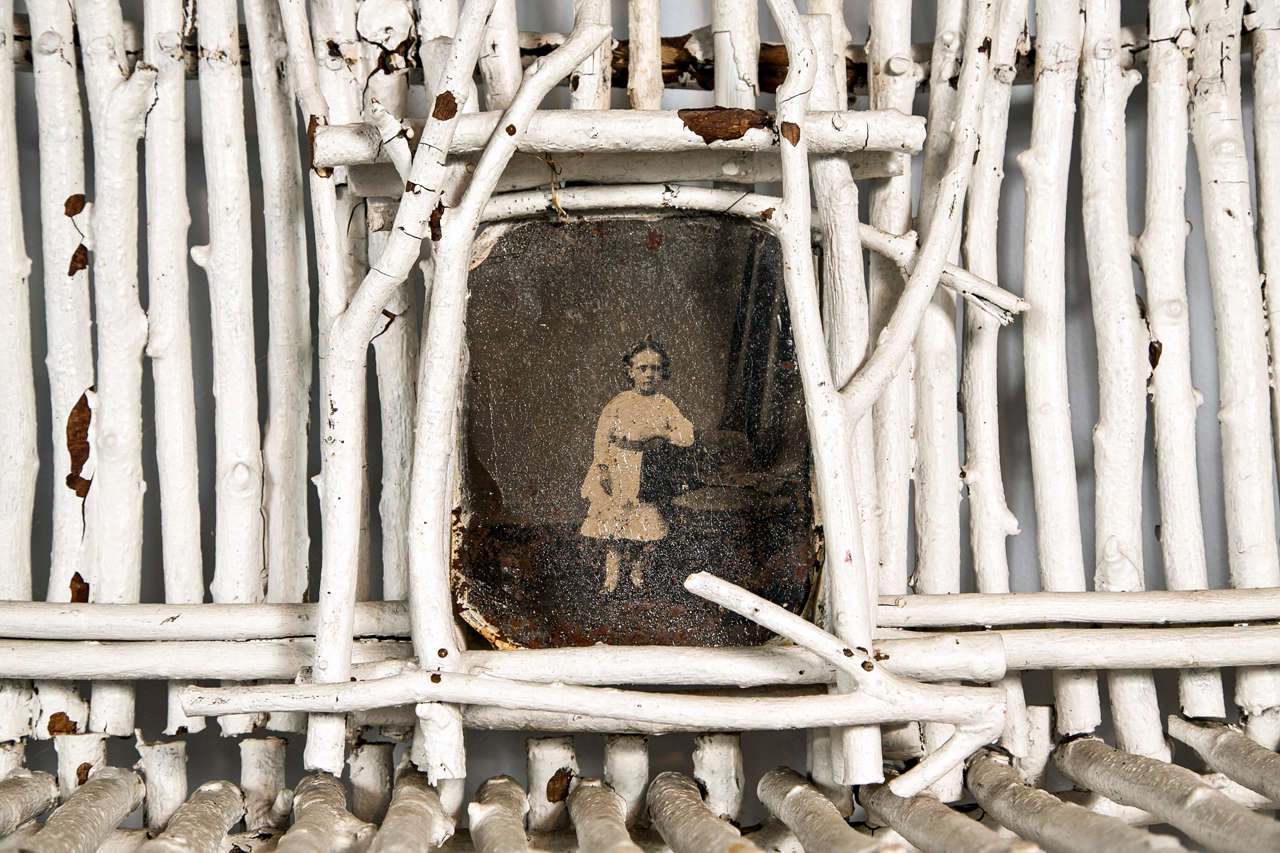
left=677, top=107, right=773, bottom=144
left=432, top=90, right=457, bottom=121
left=67, top=244, right=89, bottom=276
left=759, top=207, right=774, bottom=221
left=1149, top=339, right=1163, bottom=369
left=69, top=572, right=90, bottom=604
left=429, top=201, right=445, bottom=241
left=307, top=115, right=333, bottom=178
left=505, top=124, right=516, bottom=136
left=64, top=194, right=86, bottom=217
left=780, top=121, right=800, bottom=146
left=47, top=711, right=77, bottom=735
left=65, top=391, right=93, bottom=498
left=76, top=762, right=92, bottom=785
left=546, top=767, right=574, bottom=803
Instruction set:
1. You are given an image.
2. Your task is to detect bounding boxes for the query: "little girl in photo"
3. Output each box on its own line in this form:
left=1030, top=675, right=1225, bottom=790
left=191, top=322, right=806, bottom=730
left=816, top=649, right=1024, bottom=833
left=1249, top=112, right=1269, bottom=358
left=580, top=336, right=694, bottom=593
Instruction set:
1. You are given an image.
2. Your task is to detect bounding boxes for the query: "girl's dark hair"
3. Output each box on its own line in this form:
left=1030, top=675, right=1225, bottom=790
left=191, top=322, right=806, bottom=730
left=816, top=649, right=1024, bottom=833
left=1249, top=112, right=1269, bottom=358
left=622, top=335, right=670, bottom=378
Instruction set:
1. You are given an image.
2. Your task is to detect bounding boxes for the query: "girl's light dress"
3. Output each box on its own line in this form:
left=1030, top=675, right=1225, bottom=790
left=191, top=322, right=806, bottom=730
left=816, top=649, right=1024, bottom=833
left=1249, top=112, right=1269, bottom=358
left=580, top=390, right=694, bottom=542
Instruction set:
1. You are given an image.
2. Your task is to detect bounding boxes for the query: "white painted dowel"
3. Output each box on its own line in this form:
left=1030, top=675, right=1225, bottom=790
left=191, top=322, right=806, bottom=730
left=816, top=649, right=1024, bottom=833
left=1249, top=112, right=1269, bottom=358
left=805, top=727, right=854, bottom=816
left=314, top=109, right=925, bottom=166
left=239, top=737, right=291, bottom=832
left=275, top=773, right=374, bottom=853
left=603, top=736, right=648, bottom=827
left=1141, top=0, right=1225, bottom=722
left=966, top=749, right=1179, bottom=853
left=1189, top=0, right=1280, bottom=739
left=692, top=734, right=744, bottom=822
left=76, top=0, right=156, bottom=737
left=1018, top=706, right=1053, bottom=787
left=367, top=766, right=455, bottom=852
left=1015, top=0, right=1099, bottom=743
left=347, top=741, right=394, bottom=824
left=1055, top=736, right=1280, bottom=853
left=647, top=772, right=763, bottom=853
left=468, top=776, right=530, bottom=853
left=404, top=17, right=611, bottom=785
left=757, top=768, right=879, bottom=852
left=527, top=736, right=578, bottom=832
left=626, top=0, right=661, bottom=109
left=17, top=767, right=144, bottom=853
left=865, top=0, right=918, bottom=600
left=244, top=0, right=312, bottom=614
left=1167, top=716, right=1280, bottom=803
left=0, top=0, right=33, bottom=749
left=136, top=781, right=244, bottom=853
left=859, top=783, right=1035, bottom=853
left=54, top=734, right=106, bottom=801
left=24, top=0, right=94, bottom=740
left=0, top=771, right=57, bottom=837
left=1081, top=0, right=1167, bottom=761
left=567, top=780, right=643, bottom=853
left=134, top=737, right=187, bottom=830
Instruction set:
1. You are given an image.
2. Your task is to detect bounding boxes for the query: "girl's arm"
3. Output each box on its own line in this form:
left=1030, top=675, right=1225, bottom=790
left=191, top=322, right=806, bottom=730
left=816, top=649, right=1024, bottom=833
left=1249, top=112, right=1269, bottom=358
left=664, top=399, right=695, bottom=447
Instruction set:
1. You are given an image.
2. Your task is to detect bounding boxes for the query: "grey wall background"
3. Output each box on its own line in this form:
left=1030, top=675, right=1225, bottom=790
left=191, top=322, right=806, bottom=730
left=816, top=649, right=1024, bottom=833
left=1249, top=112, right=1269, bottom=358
left=10, top=0, right=1273, bottom=828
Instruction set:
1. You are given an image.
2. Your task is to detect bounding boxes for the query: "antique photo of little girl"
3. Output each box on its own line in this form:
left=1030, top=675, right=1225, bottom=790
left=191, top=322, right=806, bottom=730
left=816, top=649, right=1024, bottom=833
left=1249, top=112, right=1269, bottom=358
left=579, top=336, right=694, bottom=593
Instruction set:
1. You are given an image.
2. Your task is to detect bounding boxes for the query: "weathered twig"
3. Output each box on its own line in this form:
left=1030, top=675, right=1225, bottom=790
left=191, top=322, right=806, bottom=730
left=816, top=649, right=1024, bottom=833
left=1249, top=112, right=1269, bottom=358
left=136, top=780, right=244, bottom=853
left=1167, top=716, right=1280, bottom=803
left=468, top=776, right=530, bottom=853
left=0, top=770, right=57, bottom=837
left=757, top=768, right=878, bottom=852
left=860, top=782, right=1034, bottom=853
left=603, top=736, right=648, bottom=827
left=18, top=767, right=144, bottom=853
left=647, top=772, right=763, bottom=853
left=367, top=766, right=455, bottom=852
left=567, top=780, right=643, bottom=853
left=134, top=736, right=187, bottom=830
left=275, top=773, right=374, bottom=853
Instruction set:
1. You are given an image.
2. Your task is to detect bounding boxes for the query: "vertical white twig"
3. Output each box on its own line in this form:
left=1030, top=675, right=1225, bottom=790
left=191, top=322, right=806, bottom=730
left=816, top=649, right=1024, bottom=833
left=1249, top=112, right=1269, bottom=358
left=134, top=736, right=187, bottom=831
left=346, top=741, right=394, bottom=824
left=691, top=734, right=743, bottom=822
left=527, top=736, right=578, bottom=832
left=24, top=0, right=94, bottom=739
left=76, top=0, right=157, bottom=737
left=0, top=0, right=36, bottom=751
left=1015, top=0, right=1101, bottom=741
left=142, top=0, right=207, bottom=739
left=711, top=0, right=758, bottom=110
left=1142, top=0, right=1225, bottom=721
left=1190, top=0, right=1280, bottom=744
left=478, top=0, right=521, bottom=109
left=570, top=0, right=612, bottom=109
left=1080, top=0, right=1167, bottom=761
left=626, top=0, right=662, bottom=109
left=603, top=735, right=647, bottom=827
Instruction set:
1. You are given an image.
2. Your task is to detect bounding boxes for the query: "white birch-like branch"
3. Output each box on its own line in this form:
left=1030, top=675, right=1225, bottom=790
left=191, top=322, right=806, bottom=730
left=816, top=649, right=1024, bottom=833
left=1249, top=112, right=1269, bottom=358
left=1015, top=0, right=1100, bottom=741
left=527, top=736, right=577, bottom=832
left=757, top=767, right=879, bottom=852
left=1140, top=0, right=1225, bottom=723
left=711, top=0, right=757, bottom=109
left=17, top=767, right=144, bottom=853
left=569, top=0, right=610, bottom=109
left=567, top=780, right=642, bottom=853
left=24, top=0, right=94, bottom=740
left=141, top=0, right=206, bottom=740
left=1189, top=0, right=1280, bottom=740
left=966, top=749, right=1181, bottom=853
left=603, top=736, right=647, bottom=827
left=239, top=736, right=291, bottom=832
left=860, top=782, right=1035, bottom=853
left=346, top=741, right=393, bottom=824
left=76, top=0, right=157, bottom=738
left=647, top=772, right=763, bottom=853
left=477, top=0, right=520, bottom=109
left=275, top=773, right=374, bottom=853
left=1055, top=736, right=1280, bottom=853
left=0, top=0, right=35, bottom=751
left=134, top=736, right=187, bottom=830
left=0, top=771, right=57, bottom=837
left=53, top=733, right=106, bottom=801
left=367, top=766, right=455, bottom=852
left=1080, top=0, right=1166, bottom=760
left=1167, top=716, right=1280, bottom=803
left=626, top=0, right=661, bottom=108
left=135, top=781, right=244, bottom=853
left=691, top=734, right=743, bottom=822
left=468, top=776, right=530, bottom=853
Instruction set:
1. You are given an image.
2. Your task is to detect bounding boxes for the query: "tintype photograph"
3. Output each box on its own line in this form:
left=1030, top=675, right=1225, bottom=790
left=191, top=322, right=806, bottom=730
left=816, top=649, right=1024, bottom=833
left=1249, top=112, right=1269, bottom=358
left=453, top=216, right=817, bottom=647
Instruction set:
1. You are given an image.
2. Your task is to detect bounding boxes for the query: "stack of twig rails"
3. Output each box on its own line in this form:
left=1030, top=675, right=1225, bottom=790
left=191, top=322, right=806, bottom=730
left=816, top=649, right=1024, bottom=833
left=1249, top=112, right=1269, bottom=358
left=3, top=0, right=1280, bottom=850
